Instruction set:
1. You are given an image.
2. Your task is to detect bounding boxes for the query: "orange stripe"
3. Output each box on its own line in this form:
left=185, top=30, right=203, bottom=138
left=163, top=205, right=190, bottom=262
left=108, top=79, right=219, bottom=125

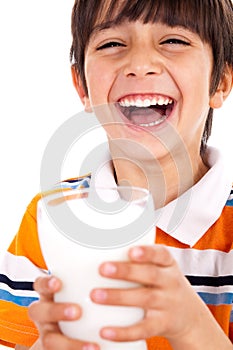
left=156, top=205, right=233, bottom=252
left=194, top=206, right=233, bottom=252
left=147, top=336, right=172, bottom=349
left=0, top=301, right=38, bottom=346
left=0, top=340, right=14, bottom=348
left=207, top=304, right=232, bottom=336
left=8, top=193, right=47, bottom=269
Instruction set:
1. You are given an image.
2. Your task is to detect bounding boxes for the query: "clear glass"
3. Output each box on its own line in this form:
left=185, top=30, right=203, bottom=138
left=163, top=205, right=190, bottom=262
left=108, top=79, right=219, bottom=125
left=37, top=186, right=155, bottom=350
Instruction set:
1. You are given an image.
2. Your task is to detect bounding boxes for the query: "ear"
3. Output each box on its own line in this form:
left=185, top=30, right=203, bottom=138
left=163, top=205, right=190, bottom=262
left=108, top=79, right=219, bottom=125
left=71, top=65, right=92, bottom=112
left=209, top=65, right=233, bottom=109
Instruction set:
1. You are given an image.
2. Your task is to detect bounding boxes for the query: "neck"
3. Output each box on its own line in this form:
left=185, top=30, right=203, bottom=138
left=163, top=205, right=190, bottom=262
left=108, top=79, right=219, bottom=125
left=112, top=147, right=209, bottom=209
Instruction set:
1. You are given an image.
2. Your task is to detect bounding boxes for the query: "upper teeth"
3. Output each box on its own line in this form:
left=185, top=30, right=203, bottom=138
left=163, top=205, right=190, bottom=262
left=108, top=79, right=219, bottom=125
left=119, top=96, right=173, bottom=108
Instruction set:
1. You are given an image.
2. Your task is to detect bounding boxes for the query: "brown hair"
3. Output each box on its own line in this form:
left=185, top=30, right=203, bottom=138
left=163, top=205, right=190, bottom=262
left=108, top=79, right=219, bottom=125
left=70, top=0, right=233, bottom=153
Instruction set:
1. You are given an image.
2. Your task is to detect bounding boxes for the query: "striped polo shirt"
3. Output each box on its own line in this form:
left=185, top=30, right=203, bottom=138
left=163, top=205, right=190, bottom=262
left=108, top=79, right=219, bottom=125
left=0, top=147, right=232, bottom=349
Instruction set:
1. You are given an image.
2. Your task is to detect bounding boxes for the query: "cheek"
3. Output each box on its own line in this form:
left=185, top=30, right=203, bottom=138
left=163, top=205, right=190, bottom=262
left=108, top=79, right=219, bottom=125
left=178, top=64, right=211, bottom=117
left=85, top=61, right=115, bottom=104
left=172, top=61, right=211, bottom=137
left=173, top=51, right=212, bottom=94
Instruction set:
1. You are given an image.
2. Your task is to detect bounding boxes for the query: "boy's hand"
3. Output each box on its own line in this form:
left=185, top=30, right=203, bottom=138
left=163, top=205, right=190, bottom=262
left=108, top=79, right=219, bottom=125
left=29, top=276, right=99, bottom=350
left=90, top=245, right=228, bottom=349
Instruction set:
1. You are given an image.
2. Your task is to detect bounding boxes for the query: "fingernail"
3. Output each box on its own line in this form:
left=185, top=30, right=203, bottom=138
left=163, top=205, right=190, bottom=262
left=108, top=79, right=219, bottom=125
left=101, top=328, right=116, bottom=339
left=131, top=247, right=144, bottom=259
left=64, top=306, right=78, bottom=319
left=48, top=277, right=59, bottom=290
left=102, top=263, right=117, bottom=275
left=82, top=344, right=98, bottom=350
left=92, top=289, right=107, bottom=302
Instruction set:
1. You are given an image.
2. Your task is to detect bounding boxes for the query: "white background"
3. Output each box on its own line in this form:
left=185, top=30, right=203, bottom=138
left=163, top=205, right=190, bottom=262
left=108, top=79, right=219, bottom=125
left=0, top=3, right=232, bottom=347
left=0, top=1, right=232, bottom=257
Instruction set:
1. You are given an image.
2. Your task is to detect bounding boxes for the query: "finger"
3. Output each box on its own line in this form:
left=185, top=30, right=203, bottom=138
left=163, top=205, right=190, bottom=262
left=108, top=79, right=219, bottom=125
left=98, top=259, right=176, bottom=287
left=129, top=245, right=174, bottom=267
left=33, top=276, right=62, bottom=301
left=41, top=331, right=100, bottom=350
left=29, top=300, right=81, bottom=324
left=100, top=317, right=162, bottom=342
left=91, top=287, right=165, bottom=309
left=98, top=245, right=174, bottom=285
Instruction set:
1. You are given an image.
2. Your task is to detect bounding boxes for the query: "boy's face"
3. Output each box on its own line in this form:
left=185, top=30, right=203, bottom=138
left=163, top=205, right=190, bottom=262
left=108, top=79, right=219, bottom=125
left=76, top=20, right=220, bottom=158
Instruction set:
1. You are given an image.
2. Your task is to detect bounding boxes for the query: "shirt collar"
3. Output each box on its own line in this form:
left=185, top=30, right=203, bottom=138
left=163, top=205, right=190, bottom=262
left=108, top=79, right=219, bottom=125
left=90, top=147, right=232, bottom=247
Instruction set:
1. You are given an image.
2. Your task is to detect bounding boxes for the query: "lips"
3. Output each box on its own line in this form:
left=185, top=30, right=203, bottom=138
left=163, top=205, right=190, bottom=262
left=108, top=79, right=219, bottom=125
left=115, top=94, right=175, bottom=127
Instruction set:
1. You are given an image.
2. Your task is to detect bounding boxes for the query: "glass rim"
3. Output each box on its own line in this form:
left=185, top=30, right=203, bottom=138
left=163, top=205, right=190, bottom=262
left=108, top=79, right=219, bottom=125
left=43, top=185, right=151, bottom=207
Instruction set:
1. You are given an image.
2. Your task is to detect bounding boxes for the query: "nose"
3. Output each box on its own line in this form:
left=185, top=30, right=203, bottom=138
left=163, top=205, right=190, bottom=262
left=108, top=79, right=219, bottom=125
left=123, top=47, right=163, bottom=78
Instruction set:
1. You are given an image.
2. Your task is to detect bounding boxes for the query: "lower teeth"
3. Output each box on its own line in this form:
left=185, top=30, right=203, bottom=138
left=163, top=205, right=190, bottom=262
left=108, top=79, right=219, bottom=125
left=137, top=114, right=167, bottom=127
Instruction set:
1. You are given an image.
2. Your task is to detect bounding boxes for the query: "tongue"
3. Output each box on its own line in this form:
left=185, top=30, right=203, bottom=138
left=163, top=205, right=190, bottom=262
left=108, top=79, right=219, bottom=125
left=127, top=106, right=166, bottom=125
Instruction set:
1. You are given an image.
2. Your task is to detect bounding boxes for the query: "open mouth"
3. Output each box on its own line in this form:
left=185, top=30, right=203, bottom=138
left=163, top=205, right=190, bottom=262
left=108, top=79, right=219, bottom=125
left=116, top=94, right=174, bottom=127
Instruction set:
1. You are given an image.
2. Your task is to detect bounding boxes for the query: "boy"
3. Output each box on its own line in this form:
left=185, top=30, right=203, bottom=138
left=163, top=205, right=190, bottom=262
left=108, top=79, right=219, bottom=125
left=0, top=0, right=233, bottom=349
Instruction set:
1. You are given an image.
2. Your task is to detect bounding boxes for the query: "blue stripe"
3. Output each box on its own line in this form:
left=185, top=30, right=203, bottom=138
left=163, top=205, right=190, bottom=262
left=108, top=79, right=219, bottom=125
left=70, top=181, right=90, bottom=189
left=64, top=175, right=91, bottom=183
left=230, top=311, right=233, bottom=323
left=79, top=179, right=90, bottom=188
left=226, top=199, right=233, bottom=207
left=0, top=289, right=38, bottom=307
left=198, top=292, right=233, bottom=305
left=226, top=189, right=233, bottom=206
left=59, top=178, right=91, bottom=190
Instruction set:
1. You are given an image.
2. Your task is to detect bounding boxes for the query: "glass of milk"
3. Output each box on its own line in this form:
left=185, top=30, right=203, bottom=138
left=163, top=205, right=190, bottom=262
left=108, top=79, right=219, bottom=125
left=37, top=186, right=155, bottom=350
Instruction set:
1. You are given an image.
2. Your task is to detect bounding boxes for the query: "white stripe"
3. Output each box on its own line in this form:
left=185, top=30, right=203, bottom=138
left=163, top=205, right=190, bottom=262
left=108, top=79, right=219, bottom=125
left=0, top=282, right=39, bottom=299
left=0, top=251, right=48, bottom=281
left=192, top=285, right=233, bottom=294
left=167, top=247, right=233, bottom=277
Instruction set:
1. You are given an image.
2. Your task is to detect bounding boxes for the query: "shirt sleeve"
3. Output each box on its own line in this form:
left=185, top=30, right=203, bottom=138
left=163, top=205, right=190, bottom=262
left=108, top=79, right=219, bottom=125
left=0, top=193, right=48, bottom=347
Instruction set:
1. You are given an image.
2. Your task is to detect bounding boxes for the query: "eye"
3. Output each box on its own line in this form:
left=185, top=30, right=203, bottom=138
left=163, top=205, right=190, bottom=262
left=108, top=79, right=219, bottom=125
left=160, top=38, right=190, bottom=46
left=97, top=41, right=126, bottom=50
